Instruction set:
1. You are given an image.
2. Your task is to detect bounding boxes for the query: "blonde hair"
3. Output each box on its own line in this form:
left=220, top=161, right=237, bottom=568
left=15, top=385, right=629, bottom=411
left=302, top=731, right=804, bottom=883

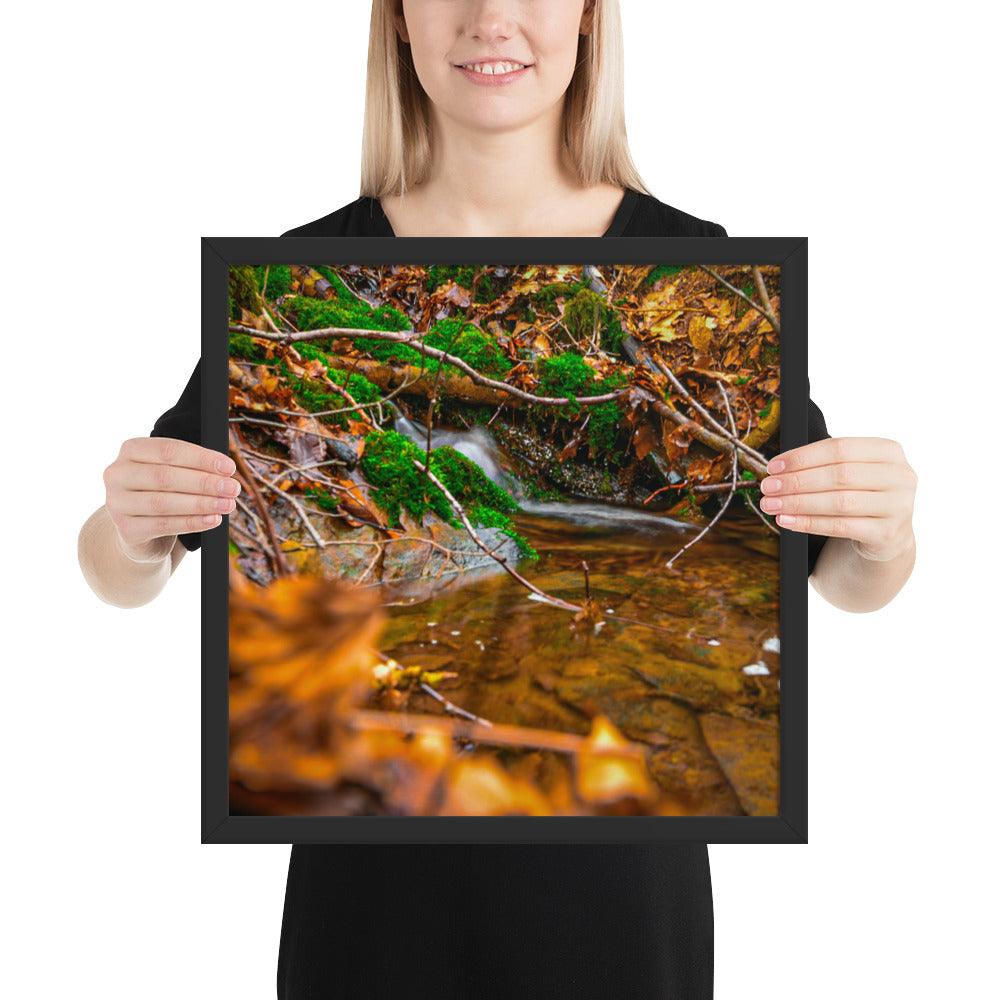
left=360, top=0, right=650, bottom=199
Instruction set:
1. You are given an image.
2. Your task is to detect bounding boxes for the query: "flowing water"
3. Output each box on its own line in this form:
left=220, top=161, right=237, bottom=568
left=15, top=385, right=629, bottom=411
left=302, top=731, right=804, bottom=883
left=378, top=415, right=782, bottom=815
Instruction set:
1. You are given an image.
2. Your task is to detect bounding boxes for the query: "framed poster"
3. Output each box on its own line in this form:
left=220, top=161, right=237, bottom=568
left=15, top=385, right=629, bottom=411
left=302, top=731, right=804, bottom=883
left=202, top=236, right=808, bottom=844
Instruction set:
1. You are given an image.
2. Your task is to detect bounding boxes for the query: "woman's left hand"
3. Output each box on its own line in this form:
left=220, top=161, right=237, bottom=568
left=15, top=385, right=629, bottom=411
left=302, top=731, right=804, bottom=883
left=758, top=437, right=917, bottom=561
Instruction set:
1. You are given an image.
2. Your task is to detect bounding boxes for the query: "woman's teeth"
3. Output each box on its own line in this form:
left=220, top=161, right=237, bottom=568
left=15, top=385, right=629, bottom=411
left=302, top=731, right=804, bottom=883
left=462, top=62, right=525, bottom=76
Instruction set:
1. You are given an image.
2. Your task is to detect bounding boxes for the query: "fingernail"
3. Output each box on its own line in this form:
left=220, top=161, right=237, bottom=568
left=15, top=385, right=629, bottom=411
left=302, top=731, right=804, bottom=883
left=777, top=514, right=796, bottom=526
left=761, top=477, right=782, bottom=494
left=215, top=457, right=234, bottom=474
left=219, top=479, right=236, bottom=495
left=202, top=514, right=219, bottom=525
left=760, top=497, right=781, bottom=512
left=767, top=458, right=785, bottom=473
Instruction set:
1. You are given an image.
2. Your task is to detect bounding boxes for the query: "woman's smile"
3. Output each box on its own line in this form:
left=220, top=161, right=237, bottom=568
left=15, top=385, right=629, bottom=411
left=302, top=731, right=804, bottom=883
left=454, top=59, right=533, bottom=87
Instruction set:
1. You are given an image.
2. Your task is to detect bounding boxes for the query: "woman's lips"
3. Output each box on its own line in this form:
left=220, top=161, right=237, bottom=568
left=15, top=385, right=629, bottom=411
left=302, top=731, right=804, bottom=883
left=454, top=64, right=531, bottom=87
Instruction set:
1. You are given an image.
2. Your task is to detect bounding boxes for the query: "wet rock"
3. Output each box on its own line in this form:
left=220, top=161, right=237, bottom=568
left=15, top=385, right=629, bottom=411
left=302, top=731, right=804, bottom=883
left=231, top=499, right=520, bottom=588
left=491, top=421, right=663, bottom=507
left=544, top=670, right=742, bottom=813
left=698, top=713, right=779, bottom=816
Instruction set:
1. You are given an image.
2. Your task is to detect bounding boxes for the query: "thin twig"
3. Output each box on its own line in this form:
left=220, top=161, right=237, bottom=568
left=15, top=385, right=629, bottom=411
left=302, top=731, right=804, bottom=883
left=664, top=383, right=741, bottom=569
left=411, top=457, right=582, bottom=613
left=698, top=264, right=780, bottom=334
left=229, top=428, right=290, bottom=576
left=639, top=348, right=768, bottom=466
left=419, top=683, right=493, bottom=726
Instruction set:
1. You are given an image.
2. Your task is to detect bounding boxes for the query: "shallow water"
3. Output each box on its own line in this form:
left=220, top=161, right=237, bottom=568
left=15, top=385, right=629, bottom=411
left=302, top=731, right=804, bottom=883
left=377, top=504, right=781, bottom=816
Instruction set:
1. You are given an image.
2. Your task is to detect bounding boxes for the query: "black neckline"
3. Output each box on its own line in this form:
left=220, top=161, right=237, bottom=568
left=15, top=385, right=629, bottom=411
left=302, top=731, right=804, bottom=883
left=371, top=187, right=638, bottom=238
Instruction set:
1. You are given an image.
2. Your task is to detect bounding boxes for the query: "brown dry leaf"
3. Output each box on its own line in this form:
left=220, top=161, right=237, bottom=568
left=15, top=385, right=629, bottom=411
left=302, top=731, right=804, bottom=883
left=632, top=420, right=658, bottom=461
left=439, top=757, right=553, bottom=816
left=334, top=478, right=387, bottom=527
left=687, top=314, right=717, bottom=353
left=574, top=716, right=656, bottom=807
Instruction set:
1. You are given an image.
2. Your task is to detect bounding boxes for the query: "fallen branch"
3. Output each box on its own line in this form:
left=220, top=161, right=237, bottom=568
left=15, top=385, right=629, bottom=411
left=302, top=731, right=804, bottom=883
left=411, top=456, right=581, bottom=613
left=229, top=428, right=290, bottom=576
left=347, top=709, right=645, bottom=759
left=665, top=382, right=741, bottom=569
left=637, top=346, right=768, bottom=466
left=231, top=324, right=627, bottom=409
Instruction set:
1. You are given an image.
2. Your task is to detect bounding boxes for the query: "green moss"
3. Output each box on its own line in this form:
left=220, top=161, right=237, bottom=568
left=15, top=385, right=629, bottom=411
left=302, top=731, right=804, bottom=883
left=426, top=265, right=478, bottom=293
left=536, top=353, right=597, bottom=411
left=295, top=345, right=384, bottom=408
left=357, top=339, right=438, bottom=371
left=425, top=266, right=501, bottom=304
left=535, top=354, right=627, bottom=458
left=304, top=486, right=340, bottom=512
left=275, top=358, right=383, bottom=429
left=562, top=287, right=601, bottom=337
left=352, top=317, right=509, bottom=379
left=361, top=430, right=451, bottom=526
left=586, top=372, right=628, bottom=455
left=228, top=265, right=260, bottom=320
left=228, top=332, right=269, bottom=363
left=522, top=479, right=565, bottom=502
left=254, top=265, right=292, bottom=300
left=327, top=368, right=382, bottom=406
left=600, top=312, right=625, bottom=354
left=643, top=264, right=686, bottom=287
left=359, top=430, right=535, bottom=558
left=424, top=318, right=511, bottom=378
left=534, top=281, right=584, bottom=310
left=288, top=294, right=410, bottom=336
left=561, top=286, right=625, bottom=354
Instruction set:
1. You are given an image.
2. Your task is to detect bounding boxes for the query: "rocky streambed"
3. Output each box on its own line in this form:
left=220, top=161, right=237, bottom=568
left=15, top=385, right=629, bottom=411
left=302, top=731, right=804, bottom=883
left=231, top=413, right=780, bottom=816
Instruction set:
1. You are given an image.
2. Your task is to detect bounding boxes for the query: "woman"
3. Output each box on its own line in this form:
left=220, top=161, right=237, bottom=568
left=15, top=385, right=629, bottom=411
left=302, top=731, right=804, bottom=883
left=79, top=2, right=917, bottom=996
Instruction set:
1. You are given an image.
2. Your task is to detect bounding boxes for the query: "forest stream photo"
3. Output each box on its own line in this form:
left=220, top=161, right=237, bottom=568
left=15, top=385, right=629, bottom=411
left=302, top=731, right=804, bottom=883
left=225, top=261, right=784, bottom=818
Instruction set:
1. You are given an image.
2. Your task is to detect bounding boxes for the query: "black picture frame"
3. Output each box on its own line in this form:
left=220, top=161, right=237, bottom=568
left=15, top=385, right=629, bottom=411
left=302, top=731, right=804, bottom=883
left=202, top=236, right=808, bottom=845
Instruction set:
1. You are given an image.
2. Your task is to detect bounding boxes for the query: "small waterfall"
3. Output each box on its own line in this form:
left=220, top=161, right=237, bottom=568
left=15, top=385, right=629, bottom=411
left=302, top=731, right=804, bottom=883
left=389, top=404, right=520, bottom=493
left=386, top=404, right=691, bottom=532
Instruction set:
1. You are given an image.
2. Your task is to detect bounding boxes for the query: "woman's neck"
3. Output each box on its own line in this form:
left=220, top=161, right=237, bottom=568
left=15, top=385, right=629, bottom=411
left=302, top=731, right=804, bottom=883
left=380, top=109, right=626, bottom=237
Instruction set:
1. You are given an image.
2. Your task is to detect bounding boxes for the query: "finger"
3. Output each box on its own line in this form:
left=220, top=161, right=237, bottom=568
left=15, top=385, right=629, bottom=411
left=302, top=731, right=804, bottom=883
left=112, top=490, right=239, bottom=517
left=118, top=512, right=224, bottom=545
left=122, top=436, right=236, bottom=475
left=760, top=489, right=897, bottom=518
left=761, top=462, right=910, bottom=496
left=775, top=513, right=885, bottom=546
left=768, top=437, right=903, bottom=474
left=113, top=461, right=241, bottom=497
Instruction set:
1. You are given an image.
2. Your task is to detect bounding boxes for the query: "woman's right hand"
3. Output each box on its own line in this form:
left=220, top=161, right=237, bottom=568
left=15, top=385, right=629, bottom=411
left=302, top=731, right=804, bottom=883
left=103, top=436, right=241, bottom=560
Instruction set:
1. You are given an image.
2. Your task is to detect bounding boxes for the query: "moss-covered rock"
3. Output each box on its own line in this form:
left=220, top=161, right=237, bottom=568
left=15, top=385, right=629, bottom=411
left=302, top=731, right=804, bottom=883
left=360, top=429, right=535, bottom=558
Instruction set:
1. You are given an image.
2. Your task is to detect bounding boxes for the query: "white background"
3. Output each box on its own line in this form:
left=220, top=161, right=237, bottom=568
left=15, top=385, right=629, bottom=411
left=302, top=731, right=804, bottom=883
left=4, top=1, right=998, bottom=997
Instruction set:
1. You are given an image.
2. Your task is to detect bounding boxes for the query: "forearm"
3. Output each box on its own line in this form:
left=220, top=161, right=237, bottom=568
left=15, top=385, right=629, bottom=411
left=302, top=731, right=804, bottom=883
left=808, top=532, right=916, bottom=613
left=77, top=505, right=186, bottom=608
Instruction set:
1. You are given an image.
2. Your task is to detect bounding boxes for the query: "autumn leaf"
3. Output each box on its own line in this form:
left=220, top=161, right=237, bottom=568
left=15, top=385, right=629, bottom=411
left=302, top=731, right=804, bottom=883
left=575, top=716, right=656, bottom=807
